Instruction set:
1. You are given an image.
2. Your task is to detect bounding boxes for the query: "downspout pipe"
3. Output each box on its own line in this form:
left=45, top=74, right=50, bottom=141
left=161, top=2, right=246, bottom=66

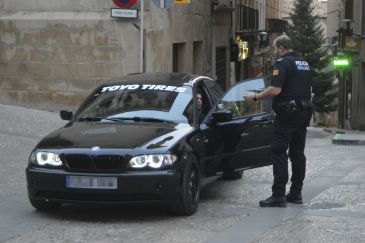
left=140, top=0, right=145, bottom=73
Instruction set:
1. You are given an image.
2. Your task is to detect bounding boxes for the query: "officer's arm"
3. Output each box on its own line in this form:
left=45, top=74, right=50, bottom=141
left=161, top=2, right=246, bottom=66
left=255, top=86, right=282, bottom=100
left=244, top=86, right=281, bottom=102
left=254, top=58, right=288, bottom=100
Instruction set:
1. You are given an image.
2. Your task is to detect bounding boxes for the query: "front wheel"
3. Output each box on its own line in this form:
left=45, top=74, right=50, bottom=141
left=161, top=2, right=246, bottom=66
left=170, top=157, right=200, bottom=216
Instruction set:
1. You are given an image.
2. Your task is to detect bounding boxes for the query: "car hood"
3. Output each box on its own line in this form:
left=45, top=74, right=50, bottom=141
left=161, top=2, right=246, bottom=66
left=36, top=122, right=193, bottom=150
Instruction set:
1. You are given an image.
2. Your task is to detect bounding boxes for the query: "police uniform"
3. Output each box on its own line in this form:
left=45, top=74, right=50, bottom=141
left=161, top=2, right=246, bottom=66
left=270, top=51, right=313, bottom=199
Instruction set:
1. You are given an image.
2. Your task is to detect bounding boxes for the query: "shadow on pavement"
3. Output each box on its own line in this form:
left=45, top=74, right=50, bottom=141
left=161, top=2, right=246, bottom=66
left=33, top=203, right=173, bottom=222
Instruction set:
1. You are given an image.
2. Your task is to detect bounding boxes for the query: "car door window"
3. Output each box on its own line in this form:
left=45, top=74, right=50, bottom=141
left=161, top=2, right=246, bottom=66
left=214, top=78, right=270, bottom=119
left=204, top=80, right=224, bottom=105
left=196, top=84, right=212, bottom=123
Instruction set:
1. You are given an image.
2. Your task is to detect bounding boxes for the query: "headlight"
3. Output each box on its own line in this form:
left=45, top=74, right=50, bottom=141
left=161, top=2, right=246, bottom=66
left=31, top=151, right=62, bottom=167
left=129, top=154, right=177, bottom=169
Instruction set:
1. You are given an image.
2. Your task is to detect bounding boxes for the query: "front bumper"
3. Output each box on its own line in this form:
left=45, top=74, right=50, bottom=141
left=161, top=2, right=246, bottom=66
left=26, top=167, right=181, bottom=205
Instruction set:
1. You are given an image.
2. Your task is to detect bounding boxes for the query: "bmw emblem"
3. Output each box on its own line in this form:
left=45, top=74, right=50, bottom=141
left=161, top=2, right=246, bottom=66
left=91, top=146, right=101, bottom=151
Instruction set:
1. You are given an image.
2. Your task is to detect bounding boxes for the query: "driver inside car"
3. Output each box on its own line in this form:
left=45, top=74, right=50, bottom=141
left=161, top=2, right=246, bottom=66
left=184, top=92, right=205, bottom=124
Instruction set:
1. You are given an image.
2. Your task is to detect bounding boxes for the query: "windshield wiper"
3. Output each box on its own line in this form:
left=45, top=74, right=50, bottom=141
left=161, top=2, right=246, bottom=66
left=116, top=117, right=177, bottom=124
left=78, top=116, right=176, bottom=124
left=78, top=116, right=123, bottom=122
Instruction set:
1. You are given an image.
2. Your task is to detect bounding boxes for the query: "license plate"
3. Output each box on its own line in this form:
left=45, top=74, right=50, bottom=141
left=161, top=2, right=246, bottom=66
left=66, top=176, right=117, bottom=189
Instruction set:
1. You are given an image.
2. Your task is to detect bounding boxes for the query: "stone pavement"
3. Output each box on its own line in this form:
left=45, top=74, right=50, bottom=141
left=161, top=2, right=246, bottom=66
left=1, top=103, right=364, bottom=243
left=208, top=127, right=365, bottom=243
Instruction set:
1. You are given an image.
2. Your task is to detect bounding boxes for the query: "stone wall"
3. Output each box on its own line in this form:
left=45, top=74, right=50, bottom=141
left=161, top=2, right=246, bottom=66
left=0, top=0, right=213, bottom=109
left=0, top=12, right=139, bottom=108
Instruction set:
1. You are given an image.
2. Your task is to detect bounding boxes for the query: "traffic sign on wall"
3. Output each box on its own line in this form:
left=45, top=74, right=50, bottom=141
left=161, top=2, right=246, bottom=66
left=113, top=0, right=137, bottom=9
left=175, top=0, right=190, bottom=4
left=151, top=0, right=174, bottom=9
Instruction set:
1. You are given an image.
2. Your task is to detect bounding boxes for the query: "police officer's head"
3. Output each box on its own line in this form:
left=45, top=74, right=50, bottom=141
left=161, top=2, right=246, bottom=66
left=273, top=35, right=293, bottom=58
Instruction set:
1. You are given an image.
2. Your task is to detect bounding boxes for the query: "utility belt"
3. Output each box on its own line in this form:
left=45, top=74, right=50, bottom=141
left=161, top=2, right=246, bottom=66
left=274, top=100, right=313, bottom=115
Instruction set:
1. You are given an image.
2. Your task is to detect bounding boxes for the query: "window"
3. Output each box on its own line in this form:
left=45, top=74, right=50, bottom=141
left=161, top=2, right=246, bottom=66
left=173, top=43, right=186, bottom=72
left=236, top=5, right=259, bottom=31
left=216, top=46, right=227, bottom=91
left=76, top=83, right=193, bottom=123
left=345, top=0, right=354, bottom=20
left=196, top=84, right=213, bottom=123
left=204, top=80, right=224, bottom=104
left=214, top=78, right=269, bottom=119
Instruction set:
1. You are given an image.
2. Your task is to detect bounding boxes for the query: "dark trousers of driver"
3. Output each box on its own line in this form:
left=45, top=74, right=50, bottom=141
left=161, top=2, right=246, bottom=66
left=271, top=106, right=312, bottom=198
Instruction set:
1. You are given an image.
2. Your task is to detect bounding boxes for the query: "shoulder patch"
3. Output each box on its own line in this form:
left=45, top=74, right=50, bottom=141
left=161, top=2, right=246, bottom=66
left=272, top=69, right=279, bottom=76
left=276, top=58, right=284, bottom=62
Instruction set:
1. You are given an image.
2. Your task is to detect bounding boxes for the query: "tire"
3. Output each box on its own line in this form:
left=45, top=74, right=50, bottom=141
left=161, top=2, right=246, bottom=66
left=170, top=156, right=200, bottom=216
left=29, top=196, right=61, bottom=211
left=223, top=170, right=243, bottom=180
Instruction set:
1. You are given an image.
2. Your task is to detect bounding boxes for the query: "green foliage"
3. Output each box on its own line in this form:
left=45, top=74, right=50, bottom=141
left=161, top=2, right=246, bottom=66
left=288, top=0, right=337, bottom=113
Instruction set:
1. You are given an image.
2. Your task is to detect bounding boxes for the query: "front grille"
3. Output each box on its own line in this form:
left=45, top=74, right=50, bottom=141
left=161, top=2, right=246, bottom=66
left=94, top=155, right=123, bottom=170
left=65, top=154, right=92, bottom=169
left=62, top=154, right=125, bottom=172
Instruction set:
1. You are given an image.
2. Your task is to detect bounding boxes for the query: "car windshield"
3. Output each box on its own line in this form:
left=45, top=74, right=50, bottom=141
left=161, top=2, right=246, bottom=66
left=75, top=83, right=194, bottom=124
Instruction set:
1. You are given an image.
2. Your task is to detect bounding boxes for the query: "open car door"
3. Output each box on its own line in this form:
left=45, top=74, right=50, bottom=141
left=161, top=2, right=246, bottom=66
left=202, top=78, right=274, bottom=175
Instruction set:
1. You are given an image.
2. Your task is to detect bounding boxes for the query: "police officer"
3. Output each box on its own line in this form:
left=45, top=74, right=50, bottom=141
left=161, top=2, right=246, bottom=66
left=244, top=35, right=312, bottom=207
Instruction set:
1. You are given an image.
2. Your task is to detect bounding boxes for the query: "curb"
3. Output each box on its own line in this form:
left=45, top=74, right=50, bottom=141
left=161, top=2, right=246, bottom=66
left=332, top=133, right=365, bottom=145
left=323, top=128, right=346, bottom=134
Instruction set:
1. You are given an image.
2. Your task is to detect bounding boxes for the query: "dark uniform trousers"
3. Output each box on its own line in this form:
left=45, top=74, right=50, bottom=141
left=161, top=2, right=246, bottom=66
left=271, top=108, right=312, bottom=197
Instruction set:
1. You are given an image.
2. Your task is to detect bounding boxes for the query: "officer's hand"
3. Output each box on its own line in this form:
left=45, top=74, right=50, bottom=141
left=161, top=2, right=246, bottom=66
left=243, top=92, right=255, bottom=102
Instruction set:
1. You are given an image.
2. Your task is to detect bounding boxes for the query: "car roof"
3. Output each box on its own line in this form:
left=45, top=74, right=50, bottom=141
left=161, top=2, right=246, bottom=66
left=105, top=72, right=198, bottom=86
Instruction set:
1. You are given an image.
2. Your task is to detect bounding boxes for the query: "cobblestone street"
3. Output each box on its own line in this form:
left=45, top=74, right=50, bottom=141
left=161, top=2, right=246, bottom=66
left=1, top=104, right=364, bottom=243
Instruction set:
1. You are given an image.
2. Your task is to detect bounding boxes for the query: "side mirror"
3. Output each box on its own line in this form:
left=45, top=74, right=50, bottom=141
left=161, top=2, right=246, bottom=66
left=211, top=110, right=233, bottom=123
left=60, top=110, right=73, bottom=121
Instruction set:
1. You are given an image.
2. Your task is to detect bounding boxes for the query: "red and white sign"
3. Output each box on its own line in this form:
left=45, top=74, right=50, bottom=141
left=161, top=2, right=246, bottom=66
left=113, top=0, right=137, bottom=9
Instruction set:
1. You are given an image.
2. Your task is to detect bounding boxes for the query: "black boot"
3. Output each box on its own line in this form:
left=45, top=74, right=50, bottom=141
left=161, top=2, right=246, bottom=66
left=259, top=196, right=287, bottom=207
left=285, top=193, right=303, bottom=204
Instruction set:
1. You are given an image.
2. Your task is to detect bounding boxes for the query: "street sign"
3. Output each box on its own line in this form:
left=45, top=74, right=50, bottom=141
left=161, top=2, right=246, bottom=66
left=333, top=55, right=351, bottom=68
left=151, top=0, right=174, bottom=8
left=111, top=8, right=138, bottom=18
left=175, top=0, right=190, bottom=4
left=113, top=0, right=137, bottom=8
left=236, top=36, right=249, bottom=61
left=334, top=59, right=349, bottom=66
left=344, top=36, right=361, bottom=52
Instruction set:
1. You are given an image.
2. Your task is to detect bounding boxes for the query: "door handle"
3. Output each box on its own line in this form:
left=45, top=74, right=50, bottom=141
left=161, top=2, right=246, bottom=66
left=256, top=119, right=273, bottom=126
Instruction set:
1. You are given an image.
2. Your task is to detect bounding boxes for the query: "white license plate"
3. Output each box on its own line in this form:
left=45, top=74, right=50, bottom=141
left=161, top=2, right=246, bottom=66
left=66, top=176, right=117, bottom=189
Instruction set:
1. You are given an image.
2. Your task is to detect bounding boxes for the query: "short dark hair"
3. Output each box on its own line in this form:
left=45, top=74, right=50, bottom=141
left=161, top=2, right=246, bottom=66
left=273, top=35, right=293, bottom=50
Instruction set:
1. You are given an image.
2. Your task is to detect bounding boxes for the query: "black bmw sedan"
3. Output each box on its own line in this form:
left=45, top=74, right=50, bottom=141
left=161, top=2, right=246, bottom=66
left=26, top=72, right=274, bottom=215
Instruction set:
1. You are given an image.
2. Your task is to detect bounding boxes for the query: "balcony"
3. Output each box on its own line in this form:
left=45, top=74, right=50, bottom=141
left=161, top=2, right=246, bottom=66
left=266, top=18, right=288, bottom=33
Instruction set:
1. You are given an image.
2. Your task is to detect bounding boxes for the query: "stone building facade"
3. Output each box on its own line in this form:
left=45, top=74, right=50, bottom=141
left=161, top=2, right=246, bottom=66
left=327, top=0, right=365, bottom=130
left=0, top=0, right=216, bottom=108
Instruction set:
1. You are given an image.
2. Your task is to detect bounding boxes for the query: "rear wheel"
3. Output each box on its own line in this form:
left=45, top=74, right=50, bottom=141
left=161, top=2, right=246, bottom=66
left=223, top=170, right=243, bottom=180
left=170, top=156, right=200, bottom=216
left=29, top=197, right=60, bottom=211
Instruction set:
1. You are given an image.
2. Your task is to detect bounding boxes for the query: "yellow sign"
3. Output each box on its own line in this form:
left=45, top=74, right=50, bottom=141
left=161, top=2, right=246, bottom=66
left=344, top=36, right=361, bottom=52
left=236, top=36, right=249, bottom=61
left=175, top=0, right=190, bottom=4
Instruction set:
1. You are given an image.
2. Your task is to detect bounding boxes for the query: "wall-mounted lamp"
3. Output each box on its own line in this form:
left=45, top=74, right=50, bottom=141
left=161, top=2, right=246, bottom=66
left=341, top=19, right=353, bottom=35
left=257, top=31, right=268, bottom=48
left=338, top=19, right=354, bottom=50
